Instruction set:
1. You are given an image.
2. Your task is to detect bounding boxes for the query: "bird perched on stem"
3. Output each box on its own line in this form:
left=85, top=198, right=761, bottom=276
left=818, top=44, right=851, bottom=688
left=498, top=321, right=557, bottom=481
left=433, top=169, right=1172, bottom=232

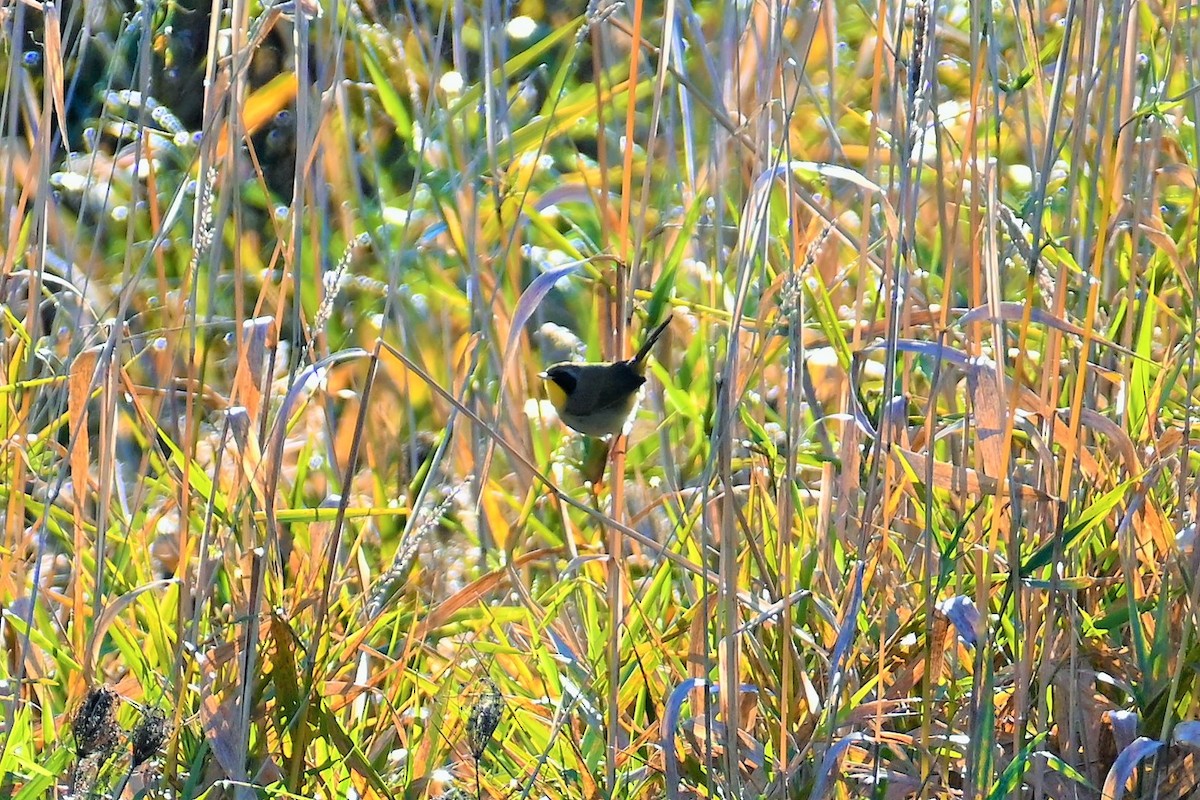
left=540, top=315, right=672, bottom=438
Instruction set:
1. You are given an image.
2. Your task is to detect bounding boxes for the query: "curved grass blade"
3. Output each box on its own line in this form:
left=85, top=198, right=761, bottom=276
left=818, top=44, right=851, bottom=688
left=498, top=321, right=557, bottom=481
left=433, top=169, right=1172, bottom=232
left=1102, top=737, right=1164, bottom=800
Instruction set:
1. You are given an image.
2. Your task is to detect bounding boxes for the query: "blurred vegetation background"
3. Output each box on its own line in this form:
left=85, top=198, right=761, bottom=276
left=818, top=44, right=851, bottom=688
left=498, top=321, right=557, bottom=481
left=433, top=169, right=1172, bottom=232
left=1, top=0, right=1199, bottom=797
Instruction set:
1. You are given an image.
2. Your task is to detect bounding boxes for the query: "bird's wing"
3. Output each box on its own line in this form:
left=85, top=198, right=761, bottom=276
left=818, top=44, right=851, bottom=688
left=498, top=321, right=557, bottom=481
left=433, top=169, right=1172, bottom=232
left=588, top=366, right=647, bottom=413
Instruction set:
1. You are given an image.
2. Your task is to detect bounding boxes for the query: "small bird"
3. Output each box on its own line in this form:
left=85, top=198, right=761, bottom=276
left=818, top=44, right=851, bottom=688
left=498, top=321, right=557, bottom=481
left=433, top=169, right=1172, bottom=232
left=540, top=315, right=672, bottom=437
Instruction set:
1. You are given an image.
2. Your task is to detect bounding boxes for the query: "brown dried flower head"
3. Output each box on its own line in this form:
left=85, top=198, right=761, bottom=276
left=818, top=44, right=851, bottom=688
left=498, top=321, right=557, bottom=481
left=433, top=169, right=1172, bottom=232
left=131, top=707, right=169, bottom=767
left=72, top=686, right=120, bottom=759
left=467, top=679, right=504, bottom=761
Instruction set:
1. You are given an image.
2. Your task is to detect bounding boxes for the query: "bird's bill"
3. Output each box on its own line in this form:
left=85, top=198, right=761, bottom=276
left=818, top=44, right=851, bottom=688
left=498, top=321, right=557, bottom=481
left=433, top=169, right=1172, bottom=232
left=537, top=371, right=550, bottom=379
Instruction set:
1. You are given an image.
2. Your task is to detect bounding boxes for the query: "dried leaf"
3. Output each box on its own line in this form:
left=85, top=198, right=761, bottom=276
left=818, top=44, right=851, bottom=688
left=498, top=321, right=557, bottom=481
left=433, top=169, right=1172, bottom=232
left=43, top=2, right=68, bottom=139
left=87, top=580, right=179, bottom=680
left=892, top=446, right=1052, bottom=501
left=1101, top=737, right=1164, bottom=800
left=416, top=548, right=561, bottom=636
left=811, top=731, right=870, bottom=800
left=1174, top=721, right=1200, bottom=749
left=967, top=359, right=1006, bottom=478
left=662, top=678, right=708, bottom=800
left=67, top=348, right=99, bottom=505
left=231, top=317, right=276, bottom=421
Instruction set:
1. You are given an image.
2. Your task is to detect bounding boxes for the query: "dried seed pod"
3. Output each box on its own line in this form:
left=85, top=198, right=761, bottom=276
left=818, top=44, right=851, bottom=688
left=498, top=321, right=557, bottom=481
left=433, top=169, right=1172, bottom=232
left=467, top=679, right=504, bottom=761
left=72, top=686, right=120, bottom=759
left=130, top=708, right=169, bottom=768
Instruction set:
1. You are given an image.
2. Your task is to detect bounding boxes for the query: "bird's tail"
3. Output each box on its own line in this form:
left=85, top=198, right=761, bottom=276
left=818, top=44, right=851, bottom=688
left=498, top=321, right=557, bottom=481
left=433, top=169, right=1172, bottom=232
left=632, top=314, right=673, bottom=367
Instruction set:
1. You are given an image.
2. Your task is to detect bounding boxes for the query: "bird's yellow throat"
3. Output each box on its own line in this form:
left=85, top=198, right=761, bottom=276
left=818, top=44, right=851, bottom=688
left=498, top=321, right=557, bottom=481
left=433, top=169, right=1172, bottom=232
left=544, top=378, right=568, bottom=412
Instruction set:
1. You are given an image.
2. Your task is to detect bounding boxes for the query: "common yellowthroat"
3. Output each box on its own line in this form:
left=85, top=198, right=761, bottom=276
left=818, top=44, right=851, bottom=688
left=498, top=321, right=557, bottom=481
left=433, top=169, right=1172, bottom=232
left=540, top=315, right=672, bottom=437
